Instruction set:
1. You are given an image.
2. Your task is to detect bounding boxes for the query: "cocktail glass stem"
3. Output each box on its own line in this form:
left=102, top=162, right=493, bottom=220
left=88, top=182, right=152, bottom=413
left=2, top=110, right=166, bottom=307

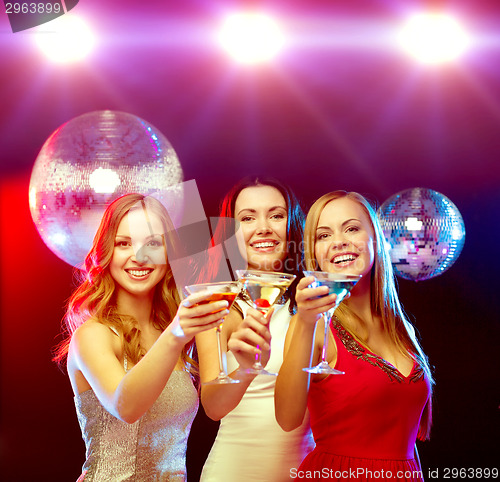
left=251, top=308, right=267, bottom=371
left=215, top=324, right=228, bottom=379
left=303, top=304, right=344, bottom=375
left=207, top=318, right=241, bottom=384
left=318, top=308, right=335, bottom=369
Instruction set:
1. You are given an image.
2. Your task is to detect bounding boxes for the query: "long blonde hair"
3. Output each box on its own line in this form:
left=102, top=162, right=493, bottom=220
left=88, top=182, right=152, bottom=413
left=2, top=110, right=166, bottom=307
left=304, top=191, right=433, bottom=440
left=54, top=193, right=196, bottom=374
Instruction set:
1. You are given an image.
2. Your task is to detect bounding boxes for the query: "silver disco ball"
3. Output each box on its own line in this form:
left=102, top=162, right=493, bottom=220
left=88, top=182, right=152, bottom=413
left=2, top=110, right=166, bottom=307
left=377, top=188, right=466, bottom=281
left=29, top=110, right=184, bottom=267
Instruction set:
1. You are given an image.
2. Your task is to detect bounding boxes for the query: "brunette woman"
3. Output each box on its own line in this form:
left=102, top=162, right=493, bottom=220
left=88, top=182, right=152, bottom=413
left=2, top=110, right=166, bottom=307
left=197, top=177, right=314, bottom=482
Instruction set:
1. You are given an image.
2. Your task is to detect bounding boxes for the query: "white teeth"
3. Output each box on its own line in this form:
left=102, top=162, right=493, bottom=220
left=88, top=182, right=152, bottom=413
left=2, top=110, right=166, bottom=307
left=253, top=242, right=275, bottom=248
left=334, top=254, right=356, bottom=264
left=128, top=270, right=151, bottom=277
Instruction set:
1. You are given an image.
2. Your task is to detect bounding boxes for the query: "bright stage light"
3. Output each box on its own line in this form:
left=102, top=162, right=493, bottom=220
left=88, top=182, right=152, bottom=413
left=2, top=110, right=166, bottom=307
left=399, top=13, right=470, bottom=64
left=218, top=12, right=284, bottom=64
left=35, top=15, right=95, bottom=63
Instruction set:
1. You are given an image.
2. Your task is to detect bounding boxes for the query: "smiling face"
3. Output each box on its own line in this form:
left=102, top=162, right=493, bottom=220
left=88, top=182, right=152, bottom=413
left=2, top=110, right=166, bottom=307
left=109, top=206, right=167, bottom=299
left=234, top=185, right=288, bottom=272
left=314, top=196, right=375, bottom=278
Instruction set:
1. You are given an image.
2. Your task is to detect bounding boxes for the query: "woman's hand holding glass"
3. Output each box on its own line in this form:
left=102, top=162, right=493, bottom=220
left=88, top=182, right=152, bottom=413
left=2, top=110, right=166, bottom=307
left=228, top=307, right=274, bottom=372
left=295, top=276, right=338, bottom=325
left=167, top=290, right=230, bottom=347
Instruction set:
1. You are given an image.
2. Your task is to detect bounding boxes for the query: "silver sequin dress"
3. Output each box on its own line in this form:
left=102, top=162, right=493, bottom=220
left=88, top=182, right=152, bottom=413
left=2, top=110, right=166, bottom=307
left=74, top=370, right=199, bottom=481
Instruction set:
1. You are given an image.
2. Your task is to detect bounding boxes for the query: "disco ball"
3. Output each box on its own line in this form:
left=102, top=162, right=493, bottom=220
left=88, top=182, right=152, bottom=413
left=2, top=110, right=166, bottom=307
left=29, top=110, right=184, bottom=267
left=377, top=188, right=465, bottom=281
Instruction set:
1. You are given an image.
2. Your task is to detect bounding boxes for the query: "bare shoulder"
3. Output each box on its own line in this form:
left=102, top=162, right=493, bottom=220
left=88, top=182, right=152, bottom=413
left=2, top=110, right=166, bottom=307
left=70, top=319, right=121, bottom=357
left=68, top=320, right=124, bottom=394
left=73, top=319, right=114, bottom=341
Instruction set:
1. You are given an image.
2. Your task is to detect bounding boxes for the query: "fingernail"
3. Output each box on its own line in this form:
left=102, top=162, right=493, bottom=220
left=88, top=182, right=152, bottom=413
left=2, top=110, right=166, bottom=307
left=182, top=300, right=192, bottom=307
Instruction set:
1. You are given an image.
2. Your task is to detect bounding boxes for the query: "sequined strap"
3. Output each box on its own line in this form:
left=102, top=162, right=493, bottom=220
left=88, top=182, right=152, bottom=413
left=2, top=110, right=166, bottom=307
left=108, top=326, right=128, bottom=371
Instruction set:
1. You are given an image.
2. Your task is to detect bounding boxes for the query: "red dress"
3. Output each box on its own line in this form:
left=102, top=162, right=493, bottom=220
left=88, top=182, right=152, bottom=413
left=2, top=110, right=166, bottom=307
left=297, top=319, right=430, bottom=481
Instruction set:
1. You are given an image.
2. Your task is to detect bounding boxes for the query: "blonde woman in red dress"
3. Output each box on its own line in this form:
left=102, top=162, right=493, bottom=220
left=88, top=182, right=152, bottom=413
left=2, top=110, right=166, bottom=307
left=275, top=191, right=433, bottom=481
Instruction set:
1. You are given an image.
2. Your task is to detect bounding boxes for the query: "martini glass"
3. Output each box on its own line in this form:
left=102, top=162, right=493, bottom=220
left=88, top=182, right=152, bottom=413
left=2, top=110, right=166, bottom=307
left=235, top=270, right=296, bottom=376
left=303, top=271, right=361, bottom=375
left=185, top=281, right=242, bottom=385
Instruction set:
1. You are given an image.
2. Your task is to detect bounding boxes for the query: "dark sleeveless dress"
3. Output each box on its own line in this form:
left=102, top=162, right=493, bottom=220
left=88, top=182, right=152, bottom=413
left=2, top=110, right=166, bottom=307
left=298, top=319, right=430, bottom=481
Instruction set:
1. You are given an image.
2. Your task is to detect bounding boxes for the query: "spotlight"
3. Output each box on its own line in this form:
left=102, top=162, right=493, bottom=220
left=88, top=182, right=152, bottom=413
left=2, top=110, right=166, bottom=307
left=399, top=13, right=470, bottom=64
left=35, top=15, right=95, bottom=63
left=218, top=12, right=284, bottom=64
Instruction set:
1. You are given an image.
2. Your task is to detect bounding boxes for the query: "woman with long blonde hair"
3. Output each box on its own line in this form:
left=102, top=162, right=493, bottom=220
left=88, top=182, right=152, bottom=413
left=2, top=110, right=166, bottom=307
left=55, top=193, right=229, bottom=481
left=275, top=191, right=433, bottom=481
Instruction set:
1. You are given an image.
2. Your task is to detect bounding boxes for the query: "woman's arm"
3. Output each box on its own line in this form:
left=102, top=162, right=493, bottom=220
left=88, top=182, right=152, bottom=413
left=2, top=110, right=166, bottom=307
left=275, top=276, right=337, bottom=431
left=197, top=307, right=273, bottom=421
left=69, top=291, right=229, bottom=423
